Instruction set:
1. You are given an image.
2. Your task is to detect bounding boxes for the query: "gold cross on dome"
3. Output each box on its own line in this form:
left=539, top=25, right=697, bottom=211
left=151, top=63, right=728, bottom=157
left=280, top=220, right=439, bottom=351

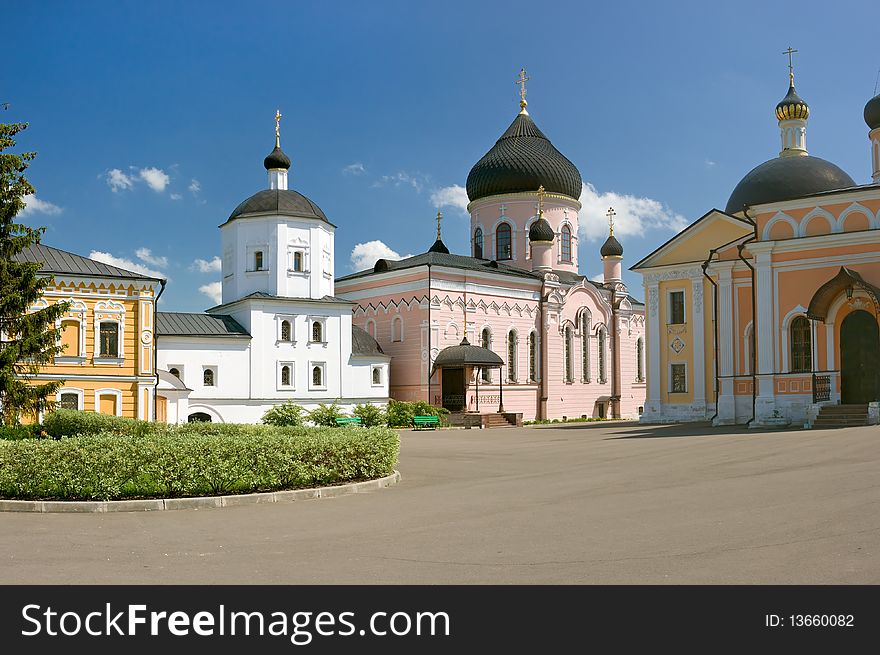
left=783, top=46, right=798, bottom=84
left=607, top=207, right=616, bottom=236
left=537, top=185, right=545, bottom=217
left=516, top=68, right=530, bottom=111
left=274, top=109, right=282, bottom=146
left=436, top=210, right=443, bottom=240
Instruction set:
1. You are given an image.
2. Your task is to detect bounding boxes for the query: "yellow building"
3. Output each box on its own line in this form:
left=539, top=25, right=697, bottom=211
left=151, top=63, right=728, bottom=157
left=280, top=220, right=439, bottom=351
left=15, top=244, right=164, bottom=420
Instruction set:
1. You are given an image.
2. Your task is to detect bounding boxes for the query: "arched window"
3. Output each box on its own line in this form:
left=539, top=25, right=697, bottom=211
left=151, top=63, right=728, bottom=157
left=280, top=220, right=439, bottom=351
left=312, top=366, right=322, bottom=387
left=528, top=331, right=537, bottom=382
left=560, top=225, right=572, bottom=263
left=372, top=367, right=381, bottom=385
left=581, top=311, right=591, bottom=382
left=598, top=327, right=607, bottom=383
left=507, top=330, right=517, bottom=382
left=59, top=392, right=79, bottom=410
left=496, top=223, right=512, bottom=260
left=169, top=367, right=181, bottom=379
left=281, top=365, right=291, bottom=386
left=474, top=228, right=483, bottom=259
left=391, top=316, right=403, bottom=342
left=99, top=322, right=119, bottom=358
left=637, top=337, right=645, bottom=382
left=312, top=321, right=323, bottom=343
left=790, top=316, right=812, bottom=373
left=564, top=325, right=574, bottom=382
left=481, top=328, right=492, bottom=382
left=280, top=320, right=291, bottom=342
left=203, top=368, right=215, bottom=386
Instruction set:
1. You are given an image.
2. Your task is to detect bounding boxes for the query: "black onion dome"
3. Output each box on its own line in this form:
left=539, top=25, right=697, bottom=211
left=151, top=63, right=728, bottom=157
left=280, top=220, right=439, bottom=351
left=528, top=217, right=555, bottom=242
left=428, top=238, right=450, bottom=254
left=263, top=145, right=291, bottom=170
left=725, top=156, right=855, bottom=214
left=775, top=84, right=810, bottom=121
left=600, top=234, right=623, bottom=258
left=865, top=93, right=880, bottom=130
left=466, top=113, right=582, bottom=202
left=226, top=189, right=332, bottom=225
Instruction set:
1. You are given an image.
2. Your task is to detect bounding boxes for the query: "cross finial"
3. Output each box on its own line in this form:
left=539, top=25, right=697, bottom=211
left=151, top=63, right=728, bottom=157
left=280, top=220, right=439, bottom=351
left=274, top=109, right=282, bottom=147
left=537, top=185, right=545, bottom=217
left=606, top=207, right=616, bottom=236
left=516, top=68, right=530, bottom=113
left=783, top=46, right=798, bottom=85
left=436, top=210, right=443, bottom=240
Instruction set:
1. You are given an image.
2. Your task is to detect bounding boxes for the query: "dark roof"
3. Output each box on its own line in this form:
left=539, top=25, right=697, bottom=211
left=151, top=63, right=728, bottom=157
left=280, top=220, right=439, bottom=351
left=466, top=112, right=582, bottom=202
left=427, top=238, right=450, bottom=254
left=13, top=243, right=163, bottom=281
left=208, top=291, right=353, bottom=312
left=157, top=312, right=250, bottom=338
left=807, top=267, right=880, bottom=321
left=600, top=234, right=623, bottom=258
left=725, top=155, right=856, bottom=214
left=351, top=325, right=385, bottom=356
left=528, top=217, right=555, bottom=242
left=338, top=250, right=541, bottom=283
left=775, top=84, right=809, bottom=121
left=432, top=337, right=504, bottom=372
left=865, top=93, right=880, bottom=130
left=263, top=145, right=291, bottom=170
left=224, top=189, right=333, bottom=226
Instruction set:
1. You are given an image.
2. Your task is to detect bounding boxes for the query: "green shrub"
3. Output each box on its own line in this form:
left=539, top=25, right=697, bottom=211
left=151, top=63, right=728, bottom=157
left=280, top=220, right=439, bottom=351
left=352, top=403, right=386, bottom=427
left=0, top=424, right=43, bottom=440
left=307, top=400, right=344, bottom=427
left=0, top=424, right=400, bottom=501
left=385, top=399, right=448, bottom=427
left=42, top=409, right=157, bottom=439
left=262, top=401, right=305, bottom=427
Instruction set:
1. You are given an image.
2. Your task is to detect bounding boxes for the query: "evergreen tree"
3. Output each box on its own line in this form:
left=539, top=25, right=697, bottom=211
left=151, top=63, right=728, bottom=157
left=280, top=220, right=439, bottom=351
left=0, top=121, right=69, bottom=425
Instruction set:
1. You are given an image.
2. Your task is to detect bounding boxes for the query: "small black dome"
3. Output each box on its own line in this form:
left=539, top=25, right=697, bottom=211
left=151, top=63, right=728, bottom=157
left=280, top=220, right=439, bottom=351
left=725, top=155, right=856, bottom=214
left=226, top=189, right=331, bottom=225
left=528, top=217, right=555, bottom=242
left=775, top=84, right=810, bottom=121
left=865, top=93, right=880, bottom=130
left=600, top=234, right=623, bottom=258
left=264, top=145, right=291, bottom=170
left=466, top=112, right=582, bottom=202
left=428, top=238, right=450, bottom=254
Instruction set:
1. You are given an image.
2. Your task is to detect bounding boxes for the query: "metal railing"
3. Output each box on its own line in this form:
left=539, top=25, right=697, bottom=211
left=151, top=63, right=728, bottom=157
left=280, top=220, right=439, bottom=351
left=812, top=374, right=831, bottom=403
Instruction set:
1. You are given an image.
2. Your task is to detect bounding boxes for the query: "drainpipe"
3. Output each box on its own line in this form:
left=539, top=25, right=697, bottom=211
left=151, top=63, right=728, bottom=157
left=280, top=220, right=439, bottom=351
left=153, top=278, right=166, bottom=422
left=701, top=251, right=720, bottom=424
left=736, top=207, right=758, bottom=427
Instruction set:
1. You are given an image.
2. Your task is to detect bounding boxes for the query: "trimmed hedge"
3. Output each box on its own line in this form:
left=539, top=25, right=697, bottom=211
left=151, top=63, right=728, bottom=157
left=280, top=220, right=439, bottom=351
left=0, top=424, right=399, bottom=501
left=42, top=409, right=160, bottom=439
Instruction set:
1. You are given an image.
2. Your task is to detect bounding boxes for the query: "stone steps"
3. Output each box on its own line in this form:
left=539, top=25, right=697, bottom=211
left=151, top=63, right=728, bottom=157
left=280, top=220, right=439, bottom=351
left=813, top=404, right=868, bottom=428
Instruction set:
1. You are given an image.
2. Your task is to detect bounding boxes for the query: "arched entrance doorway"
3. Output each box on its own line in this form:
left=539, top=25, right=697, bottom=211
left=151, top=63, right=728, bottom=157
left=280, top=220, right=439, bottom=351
left=840, top=310, right=880, bottom=404
left=188, top=412, right=213, bottom=423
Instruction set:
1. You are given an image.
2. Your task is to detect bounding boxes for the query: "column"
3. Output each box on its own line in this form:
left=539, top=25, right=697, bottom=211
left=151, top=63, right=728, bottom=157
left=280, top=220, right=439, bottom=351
left=642, top=281, right=662, bottom=421
left=754, top=249, right=776, bottom=422
left=715, top=264, right=736, bottom=424
left=691, top=275, right=706, bottom=416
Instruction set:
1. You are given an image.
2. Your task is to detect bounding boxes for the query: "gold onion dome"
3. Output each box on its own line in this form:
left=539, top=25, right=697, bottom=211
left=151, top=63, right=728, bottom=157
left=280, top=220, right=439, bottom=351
left=775, top=84, right=810, bottom=121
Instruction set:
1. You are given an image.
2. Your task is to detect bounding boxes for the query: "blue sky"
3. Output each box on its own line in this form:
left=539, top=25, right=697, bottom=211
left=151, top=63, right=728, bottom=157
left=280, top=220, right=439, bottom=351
left=5, top=1, right=878, bottom=310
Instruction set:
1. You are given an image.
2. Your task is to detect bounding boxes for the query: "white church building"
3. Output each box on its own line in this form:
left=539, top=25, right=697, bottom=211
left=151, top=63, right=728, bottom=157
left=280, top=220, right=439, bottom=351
left=155, top=118, right=389, bottom=423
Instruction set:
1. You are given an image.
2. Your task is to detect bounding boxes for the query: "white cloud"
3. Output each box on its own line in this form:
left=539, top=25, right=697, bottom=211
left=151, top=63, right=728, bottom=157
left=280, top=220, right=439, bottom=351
left=705, top=159, right=716, bottom=168
left=106, top=168, right=134, bottom=192
left=139, top=167, right=170, bottom=193
left=343, top=162, right=366, bottom=176
left=170, top=193, right=182, bottom=200
left=198, top=282, right=222, bottom=305
left=89, top=251, right=164, bottom=279
left=19, top=195, right=62, bottom=217
left=350, top=240, right=410, bottom=272
left=373, top=171, right=427, bottom=193
left=430, top=184, right=469, bottom=214
left=578, top=182, right=688, bottom=242
left=191, top=256, right=221, bottom=273
left=189, top=179, right=201, bottom=194
left=135, top=247, right=168, bottom=268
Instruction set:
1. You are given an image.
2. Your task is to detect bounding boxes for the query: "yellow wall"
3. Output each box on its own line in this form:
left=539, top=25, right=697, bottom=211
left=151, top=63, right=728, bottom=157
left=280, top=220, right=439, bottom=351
left=658, top=279, right=694, bottom=403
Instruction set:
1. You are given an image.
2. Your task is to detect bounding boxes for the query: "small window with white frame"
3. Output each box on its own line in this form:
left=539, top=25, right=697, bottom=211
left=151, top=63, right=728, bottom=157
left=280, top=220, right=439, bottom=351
left=57, top=388, right=83, bottom=411
left=203, top=367, right=216, bottom=387
left=371, top=366, right=382, bottom=386
left=169, top=366, right=183, bottom=381
left=668, top=290, right=686, bottom=325
left=246, top=245, right=269, bottom=273
left=277, top=315, right=295, bottom=343
left=310, top=362, right=326, bottom=389
left=310, top=317, right=327, bottom=344
left=278, top=362, right=295, bottom=389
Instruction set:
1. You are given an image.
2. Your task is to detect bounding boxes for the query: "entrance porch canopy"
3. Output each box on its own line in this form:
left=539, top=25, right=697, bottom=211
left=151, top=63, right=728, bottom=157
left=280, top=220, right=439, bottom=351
left=807, top=267, right=880, bottom=321
left=430, top=337, right=503, bottom=376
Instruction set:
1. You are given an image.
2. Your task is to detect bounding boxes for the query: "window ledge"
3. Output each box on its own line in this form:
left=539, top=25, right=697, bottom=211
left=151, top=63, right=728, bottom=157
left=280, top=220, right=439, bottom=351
left=94, top=357, right=125, bottom=366
left=276, top=340, right=297, bottom=346
left=287, top=269, right=309, bottom=276
left=55, top=356, right=86, bottom=365
left=245, top=269, right=270, bottom=275
left=308, top=341, right=328, bottom=346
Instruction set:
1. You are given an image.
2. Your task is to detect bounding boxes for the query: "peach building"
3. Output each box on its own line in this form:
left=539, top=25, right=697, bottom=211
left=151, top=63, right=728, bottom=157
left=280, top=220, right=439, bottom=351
left=633, top=71, right=880, bottom=427
left=336, top=87, right=647, bottom=422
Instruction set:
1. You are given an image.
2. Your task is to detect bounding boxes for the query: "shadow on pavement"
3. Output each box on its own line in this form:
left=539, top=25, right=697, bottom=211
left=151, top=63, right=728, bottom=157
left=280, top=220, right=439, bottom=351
left=602, top=421, right=804, bottom=440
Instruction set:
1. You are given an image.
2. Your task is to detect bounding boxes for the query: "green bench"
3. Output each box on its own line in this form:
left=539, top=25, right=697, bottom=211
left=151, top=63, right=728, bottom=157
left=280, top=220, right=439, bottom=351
left=412, top=415, right=440, bottom=430
left=335, top=416, right=363, bottom=427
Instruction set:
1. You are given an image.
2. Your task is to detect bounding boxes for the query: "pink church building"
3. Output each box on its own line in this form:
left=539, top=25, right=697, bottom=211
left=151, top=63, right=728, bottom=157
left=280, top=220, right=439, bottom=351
left=336, top=89, right=647, bottom=422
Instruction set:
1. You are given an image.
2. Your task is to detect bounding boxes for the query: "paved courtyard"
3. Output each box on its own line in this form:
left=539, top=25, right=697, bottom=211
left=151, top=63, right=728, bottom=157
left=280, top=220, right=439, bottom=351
left=1, top=421, right=878, bottom=584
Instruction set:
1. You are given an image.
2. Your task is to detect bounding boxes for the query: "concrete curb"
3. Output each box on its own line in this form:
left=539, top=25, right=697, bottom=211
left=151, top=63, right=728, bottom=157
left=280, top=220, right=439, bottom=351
left=0, top=470, right=401, bottom=514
